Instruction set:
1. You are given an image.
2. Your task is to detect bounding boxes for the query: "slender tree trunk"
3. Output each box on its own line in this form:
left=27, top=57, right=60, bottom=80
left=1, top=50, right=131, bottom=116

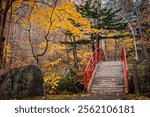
left=96, top=34, right=99, bottom=49
left=4, top=6, right=13, bottom=69
left=72, top=36, right=78, bottom=69
left=0, top=0, right=12, bottom=69
left=118, top=10, right=138, bottom=60
left=115, top=39, right=117, bottom=60
left=91, top=34, right=95, bottom=52
left=133, top=59, right=140, bottom=95
left=0, top=37, right=5, bottom=69
left=96, top=0, right=101, bottom=49
left=102, top=39, right=106, bottom=54
left=128, top=24, right=138, bottom=59
left=65, top=35, right=70, bottom=62
left=0, top=10, right=6, bottom=68
left=139, top=24, right=149, bottom=59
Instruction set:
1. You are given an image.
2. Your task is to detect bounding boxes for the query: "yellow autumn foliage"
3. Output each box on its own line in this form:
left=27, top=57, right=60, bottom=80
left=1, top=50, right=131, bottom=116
left=121, top=38, right=141, bottom=49
left=107, top=33, right=115, bottom=37
left=44, top=73, right=61, bottom=94
left=78, top=50, right=92, bottom=65
left=27, top=2, right=91, bottom=38
left=91, top=28, right=101, bottom=34
left=50, top=58, right=62, bottom=67
left=48, top=43, right=67, bottom=55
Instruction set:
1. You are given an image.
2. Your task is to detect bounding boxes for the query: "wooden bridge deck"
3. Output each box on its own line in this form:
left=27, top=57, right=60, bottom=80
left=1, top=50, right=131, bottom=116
left=90, top=61, right=125, bottom=93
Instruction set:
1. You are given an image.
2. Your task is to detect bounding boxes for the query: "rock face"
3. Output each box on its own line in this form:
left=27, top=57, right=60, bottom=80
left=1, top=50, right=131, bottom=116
left=0, top=65, right=44, bottom=99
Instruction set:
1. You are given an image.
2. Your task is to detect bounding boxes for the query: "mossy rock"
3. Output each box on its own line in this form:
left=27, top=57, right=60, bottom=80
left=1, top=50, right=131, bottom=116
left=0, top=65, right=44, bottom=99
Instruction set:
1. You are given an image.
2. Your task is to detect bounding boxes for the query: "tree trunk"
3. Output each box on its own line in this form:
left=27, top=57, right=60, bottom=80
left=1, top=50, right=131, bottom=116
left=114, top=39, right=119, bottom=60
left=0, top=0, right=12, bottom=69
left=133, top=59, right=140, bottom=95
left=132, top=29, right=138, bottom=59
left=3, top=5, right=13, bottom=69
left=0, top=37, right=5, bottom=69
left=96, top=34, right=99, bottom=49
left=91, top=34, right=95, bottom=52
left=65, top=35, right=70, bottom=62
left=0, top=10, right=6, bottom=68
left=128, top=24, right=138, bottom=59
left=115, top=39, right=117, bottom=60
left=72, top=36, right=78, bottom=69
left=118, top=10, right=138, bottom=60
left=102, top=39, right=106, bottom=54
left=138, top=24, right=149, bottom=60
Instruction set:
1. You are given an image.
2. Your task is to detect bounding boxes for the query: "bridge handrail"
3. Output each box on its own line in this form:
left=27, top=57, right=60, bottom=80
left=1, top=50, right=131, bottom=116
left=121, top=46, right=129, bottom=93
left=84, top=48, right=106, bottom=92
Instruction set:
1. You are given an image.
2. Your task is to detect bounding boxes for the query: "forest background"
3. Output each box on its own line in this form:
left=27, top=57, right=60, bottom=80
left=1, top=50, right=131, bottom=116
left=0, top=0, right=149, bottom=99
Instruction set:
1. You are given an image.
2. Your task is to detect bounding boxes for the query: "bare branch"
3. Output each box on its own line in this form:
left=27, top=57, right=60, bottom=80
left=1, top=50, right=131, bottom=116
left=36, top=0, right=59, bottom=57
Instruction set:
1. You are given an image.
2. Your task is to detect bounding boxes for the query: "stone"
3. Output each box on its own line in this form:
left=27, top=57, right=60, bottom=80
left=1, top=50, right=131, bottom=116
left=0, top=65, right=44, bottom=99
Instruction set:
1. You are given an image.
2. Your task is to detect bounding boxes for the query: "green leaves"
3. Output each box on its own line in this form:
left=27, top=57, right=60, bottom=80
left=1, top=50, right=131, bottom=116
left=77, top=1, right=127, bottom=31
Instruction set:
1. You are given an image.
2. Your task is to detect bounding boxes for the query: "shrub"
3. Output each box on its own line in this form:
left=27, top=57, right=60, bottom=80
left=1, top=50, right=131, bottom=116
left=44, top=74, right=61, bottom=94
left=56, top=68, right=83, bottom=94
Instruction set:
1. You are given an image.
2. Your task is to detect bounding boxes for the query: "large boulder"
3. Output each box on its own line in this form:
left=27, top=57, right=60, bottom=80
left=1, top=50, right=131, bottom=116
left=0, top=65, right=44, bottom=99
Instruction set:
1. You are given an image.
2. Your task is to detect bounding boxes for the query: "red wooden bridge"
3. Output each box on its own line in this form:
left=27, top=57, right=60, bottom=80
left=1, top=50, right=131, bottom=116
left=84, top=47, right=129, bottom=94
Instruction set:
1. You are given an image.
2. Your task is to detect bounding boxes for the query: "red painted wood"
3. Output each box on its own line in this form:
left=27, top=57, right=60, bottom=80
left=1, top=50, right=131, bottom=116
left=84, top=48, right=106, bottom=92
left=121, top=46, right=129, bottom=93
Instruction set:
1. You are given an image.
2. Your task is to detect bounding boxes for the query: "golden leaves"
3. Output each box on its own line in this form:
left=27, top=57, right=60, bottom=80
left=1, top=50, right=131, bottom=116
left=44, top=74, right=61, bottom=94
left=50, top=58, right=62, bottom=67
left=90, top=28, right=101, bottom=34
left=25, top=2, right=91, bottom=38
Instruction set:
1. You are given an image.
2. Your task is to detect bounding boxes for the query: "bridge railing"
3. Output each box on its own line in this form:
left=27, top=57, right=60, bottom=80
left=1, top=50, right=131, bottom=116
left=84, top=48, right=106, bottom=92
left=121, top=46, right=129, bottom=93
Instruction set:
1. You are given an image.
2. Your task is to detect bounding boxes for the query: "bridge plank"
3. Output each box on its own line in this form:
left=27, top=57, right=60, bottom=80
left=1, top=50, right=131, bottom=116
left=90, top=61, right=125, bottom=93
